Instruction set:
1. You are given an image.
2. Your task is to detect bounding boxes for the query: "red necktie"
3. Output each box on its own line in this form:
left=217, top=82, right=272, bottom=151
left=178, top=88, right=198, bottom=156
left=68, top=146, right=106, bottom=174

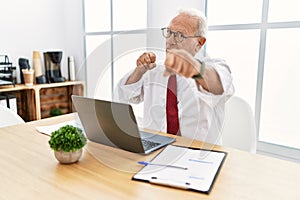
left=166, top=75, right=181, bottom=136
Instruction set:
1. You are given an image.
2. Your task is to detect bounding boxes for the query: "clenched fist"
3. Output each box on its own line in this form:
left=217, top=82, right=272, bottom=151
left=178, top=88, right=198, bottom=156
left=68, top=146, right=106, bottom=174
left=136, top=52, right=156, bottom=75
left=164, top=49, right=200, bottom=78
left=125, top=52, right=156, bottom=85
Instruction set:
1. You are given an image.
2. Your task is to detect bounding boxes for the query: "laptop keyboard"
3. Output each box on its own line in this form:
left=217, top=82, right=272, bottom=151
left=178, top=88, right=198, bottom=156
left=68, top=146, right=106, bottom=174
left=141, top=139, right=161, bottom=151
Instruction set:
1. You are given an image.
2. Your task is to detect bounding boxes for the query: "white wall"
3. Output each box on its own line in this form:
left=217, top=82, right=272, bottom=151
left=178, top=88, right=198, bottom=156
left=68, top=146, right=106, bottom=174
left=63, top=0, right=85, bottom=81
left=0, top=0, right=84, bottom=83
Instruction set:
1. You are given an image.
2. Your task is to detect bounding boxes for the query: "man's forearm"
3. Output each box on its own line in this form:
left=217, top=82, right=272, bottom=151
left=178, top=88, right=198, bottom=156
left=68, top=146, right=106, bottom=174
left=126, top=52, right=156, bottom=85
left=196, top=66, right=224, bottom=95
left=125, top=69, right=145, bottom=85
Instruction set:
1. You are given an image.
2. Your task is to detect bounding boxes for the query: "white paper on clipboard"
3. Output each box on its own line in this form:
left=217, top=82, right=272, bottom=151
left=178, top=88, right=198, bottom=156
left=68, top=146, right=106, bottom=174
left=132, top=145, right=227, bottom=194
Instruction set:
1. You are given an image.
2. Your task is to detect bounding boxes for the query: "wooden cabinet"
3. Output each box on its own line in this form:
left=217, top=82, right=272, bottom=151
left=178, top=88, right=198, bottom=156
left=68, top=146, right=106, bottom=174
left=0, top=81, right=84, bottom=121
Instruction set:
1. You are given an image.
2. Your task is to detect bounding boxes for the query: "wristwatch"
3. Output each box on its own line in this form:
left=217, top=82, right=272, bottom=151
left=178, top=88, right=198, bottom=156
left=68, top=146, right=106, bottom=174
left=192, top=60, right=205, bottom=79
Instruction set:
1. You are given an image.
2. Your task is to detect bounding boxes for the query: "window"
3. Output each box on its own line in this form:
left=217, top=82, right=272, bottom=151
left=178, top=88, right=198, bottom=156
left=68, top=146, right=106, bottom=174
left=83, top=0, right=147, bottom=99
left=83, top=0, right=147, bottom=120
left=260, top=29, right=300, bottom=149
left=268, top=0, right=300, bottom=22
left=206, top=29, right=260, bottom=112
left=84, top=0, right=111, bottom=32
left=206, top=0, right=300, bottom=160
left=112, top=0, right=147, bottom=31
left=207, top=0, right=262, bottom=25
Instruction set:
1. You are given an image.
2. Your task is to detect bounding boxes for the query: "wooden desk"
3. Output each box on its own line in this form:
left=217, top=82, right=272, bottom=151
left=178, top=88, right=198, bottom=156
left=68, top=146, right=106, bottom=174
left=0, top=114, right=300, bottom=199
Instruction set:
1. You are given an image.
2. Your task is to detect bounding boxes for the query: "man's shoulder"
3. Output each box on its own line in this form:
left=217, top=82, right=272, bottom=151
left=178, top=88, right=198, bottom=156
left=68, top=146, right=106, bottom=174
left=201, top=57, right=231, bottom=72
left=201, top=57, right=226, bottom=63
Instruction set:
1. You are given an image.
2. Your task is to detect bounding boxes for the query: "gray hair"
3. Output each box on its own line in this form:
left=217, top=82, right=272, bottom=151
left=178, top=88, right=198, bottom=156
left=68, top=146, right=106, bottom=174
left=177, top=8, right=208, bottom=37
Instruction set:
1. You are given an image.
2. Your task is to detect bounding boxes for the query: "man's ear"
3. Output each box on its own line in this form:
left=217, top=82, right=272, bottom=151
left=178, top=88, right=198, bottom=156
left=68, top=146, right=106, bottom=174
left=198, top=36, right=206, bottom=46
left=195, top=36, right=206, bottom=52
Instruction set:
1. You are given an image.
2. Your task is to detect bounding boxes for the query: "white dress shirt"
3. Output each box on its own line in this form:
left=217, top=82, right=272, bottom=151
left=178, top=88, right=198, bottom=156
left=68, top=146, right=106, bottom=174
left=115, top=57, right=234, bottom=144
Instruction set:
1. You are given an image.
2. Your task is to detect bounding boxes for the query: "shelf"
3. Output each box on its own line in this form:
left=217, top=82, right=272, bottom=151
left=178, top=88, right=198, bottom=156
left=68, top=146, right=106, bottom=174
left=0, top=81, right=84, bottom=121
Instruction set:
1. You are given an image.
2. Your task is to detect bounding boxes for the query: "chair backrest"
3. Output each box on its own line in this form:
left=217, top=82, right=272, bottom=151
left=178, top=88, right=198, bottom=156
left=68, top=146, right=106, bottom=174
left=221, top=96, right=257, bottom=153
left=0, top=104, right=25, bottom=128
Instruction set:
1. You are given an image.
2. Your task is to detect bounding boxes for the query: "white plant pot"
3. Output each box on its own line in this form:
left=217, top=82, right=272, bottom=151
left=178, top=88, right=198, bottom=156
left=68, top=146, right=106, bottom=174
left=54, top=149, right=83, bottom=164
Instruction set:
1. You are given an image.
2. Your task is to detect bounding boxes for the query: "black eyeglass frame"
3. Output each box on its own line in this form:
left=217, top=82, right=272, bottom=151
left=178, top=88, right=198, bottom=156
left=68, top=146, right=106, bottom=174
left=161, top=27, right=202, bottom=43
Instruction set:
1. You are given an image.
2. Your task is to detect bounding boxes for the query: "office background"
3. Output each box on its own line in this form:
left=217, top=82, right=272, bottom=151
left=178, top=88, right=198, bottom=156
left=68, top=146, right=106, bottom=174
left=0, top=0, right=299, bottom=162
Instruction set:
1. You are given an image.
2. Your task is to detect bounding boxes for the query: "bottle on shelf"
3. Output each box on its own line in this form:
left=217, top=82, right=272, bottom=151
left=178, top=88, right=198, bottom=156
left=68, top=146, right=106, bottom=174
left=32, top=51, right=46, bottom=84
left=68, top=56, right=76, bottom=81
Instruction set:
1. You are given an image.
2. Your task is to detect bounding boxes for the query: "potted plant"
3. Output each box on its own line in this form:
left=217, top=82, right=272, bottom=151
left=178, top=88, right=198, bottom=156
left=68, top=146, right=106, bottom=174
left=50, top=108, right=63, bottom=117
left=48, top=125, right=87, bottom=164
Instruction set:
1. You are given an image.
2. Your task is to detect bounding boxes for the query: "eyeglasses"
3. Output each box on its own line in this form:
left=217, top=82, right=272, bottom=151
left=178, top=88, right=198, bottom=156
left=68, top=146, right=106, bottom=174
left=161, top=27, right=201, bottom=43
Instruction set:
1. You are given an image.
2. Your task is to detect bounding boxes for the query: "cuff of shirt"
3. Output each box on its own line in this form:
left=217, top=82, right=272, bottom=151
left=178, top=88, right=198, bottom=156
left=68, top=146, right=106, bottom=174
left=119, top=72, right=144, bottom=97
left=196, top=59, right=234, bottom=106
left=214, top=64, right=234, bottom=94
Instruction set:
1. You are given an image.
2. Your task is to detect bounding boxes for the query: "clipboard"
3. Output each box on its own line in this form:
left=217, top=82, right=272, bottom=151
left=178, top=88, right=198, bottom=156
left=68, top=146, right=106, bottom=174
left=132, top=145, right=227, bottom=194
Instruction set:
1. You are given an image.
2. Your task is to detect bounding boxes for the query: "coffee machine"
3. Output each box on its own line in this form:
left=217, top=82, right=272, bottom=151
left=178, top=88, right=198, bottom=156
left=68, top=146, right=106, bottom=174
left=43, top=51, right=66, bottom=83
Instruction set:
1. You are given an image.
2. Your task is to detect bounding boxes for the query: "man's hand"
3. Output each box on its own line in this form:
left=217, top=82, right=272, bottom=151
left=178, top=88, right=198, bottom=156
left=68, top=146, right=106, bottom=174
left=164, top=49, right=200, bottom=78
left=126, top=52, right=156, bottom=85
left=136, top=52, right=156, bottom=75
left=164, top=49, right=224, bottom=95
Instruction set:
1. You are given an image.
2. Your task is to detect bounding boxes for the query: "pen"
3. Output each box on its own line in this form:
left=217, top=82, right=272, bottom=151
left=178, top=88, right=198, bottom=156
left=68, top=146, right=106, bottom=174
left=138, top=161, right=188, bottom=170
left=150, top=177, right=190, bottom=190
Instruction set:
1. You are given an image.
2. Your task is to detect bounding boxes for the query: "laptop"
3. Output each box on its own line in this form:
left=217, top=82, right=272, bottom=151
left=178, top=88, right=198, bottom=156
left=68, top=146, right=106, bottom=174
left=71, top=95, right=175, bottom=154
